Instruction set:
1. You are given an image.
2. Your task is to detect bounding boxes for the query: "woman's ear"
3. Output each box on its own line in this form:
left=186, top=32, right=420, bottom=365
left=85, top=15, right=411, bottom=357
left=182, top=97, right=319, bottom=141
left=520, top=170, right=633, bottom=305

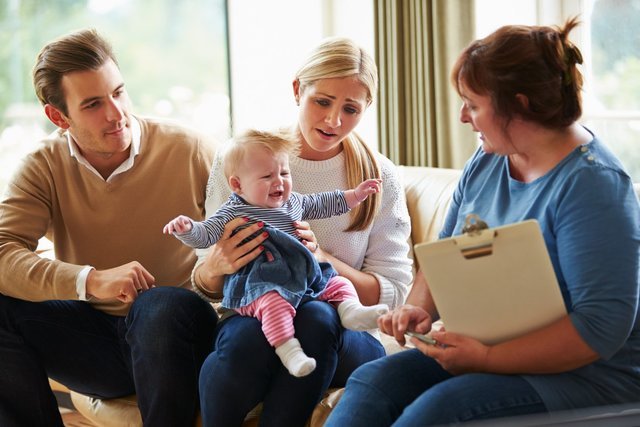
left=229, top=176, right=241, bottom=193
left=292, top=79, right=301, bottom=105
left=44, top=104, right=70, bottom=129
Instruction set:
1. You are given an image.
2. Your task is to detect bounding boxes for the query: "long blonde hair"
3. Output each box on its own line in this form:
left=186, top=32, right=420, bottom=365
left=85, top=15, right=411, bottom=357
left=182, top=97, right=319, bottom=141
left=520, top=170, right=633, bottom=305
left=295, top=37, right=381, bottom=231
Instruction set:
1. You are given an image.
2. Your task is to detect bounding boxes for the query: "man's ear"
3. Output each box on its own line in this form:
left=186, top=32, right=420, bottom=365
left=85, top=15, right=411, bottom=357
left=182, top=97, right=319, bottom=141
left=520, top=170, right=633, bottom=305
left=229, top=176, right=241, bottom=193
left=44, top=104, right=70, bottom=129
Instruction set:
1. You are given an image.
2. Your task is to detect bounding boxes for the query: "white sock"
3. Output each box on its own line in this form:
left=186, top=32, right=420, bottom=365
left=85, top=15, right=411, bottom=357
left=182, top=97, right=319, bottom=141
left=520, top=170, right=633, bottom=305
left=274, top=338, right=316, bottom=377
left=337, top=299, right=389, bottom=331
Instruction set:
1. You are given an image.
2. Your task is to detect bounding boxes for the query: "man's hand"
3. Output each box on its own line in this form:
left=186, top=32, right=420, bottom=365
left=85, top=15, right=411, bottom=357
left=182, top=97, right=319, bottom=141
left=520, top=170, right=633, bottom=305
left=163, top=215, right=193, bottom=235
left=86, top=261, right=155, bottom=303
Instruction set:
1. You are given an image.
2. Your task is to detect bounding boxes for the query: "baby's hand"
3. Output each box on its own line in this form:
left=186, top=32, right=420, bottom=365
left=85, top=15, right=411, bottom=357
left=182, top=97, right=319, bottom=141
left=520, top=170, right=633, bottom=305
left=354, top=178, right=382, bottom=202
left=163, top=215, right=193, bottom=235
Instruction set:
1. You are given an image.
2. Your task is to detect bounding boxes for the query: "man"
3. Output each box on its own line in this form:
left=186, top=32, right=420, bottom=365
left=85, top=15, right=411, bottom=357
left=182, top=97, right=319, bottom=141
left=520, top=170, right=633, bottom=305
left=0, top=29, right=218, bottom=426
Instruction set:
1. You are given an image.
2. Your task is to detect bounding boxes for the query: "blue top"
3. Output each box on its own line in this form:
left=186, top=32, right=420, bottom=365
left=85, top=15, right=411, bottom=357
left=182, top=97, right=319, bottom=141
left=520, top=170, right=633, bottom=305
left=440, top=133, right=640, bottom=410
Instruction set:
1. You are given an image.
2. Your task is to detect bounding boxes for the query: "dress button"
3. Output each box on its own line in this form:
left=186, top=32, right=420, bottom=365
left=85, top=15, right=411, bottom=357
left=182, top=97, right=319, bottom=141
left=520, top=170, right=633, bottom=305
left=580, top=146, right=588, bottom=153
left=587, top=155, right=595, bottom=162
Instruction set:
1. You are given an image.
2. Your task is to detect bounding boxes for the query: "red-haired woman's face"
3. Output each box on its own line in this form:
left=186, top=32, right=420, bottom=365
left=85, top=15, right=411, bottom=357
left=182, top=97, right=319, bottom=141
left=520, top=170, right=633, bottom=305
left=459, top=82, right=512, bottom=155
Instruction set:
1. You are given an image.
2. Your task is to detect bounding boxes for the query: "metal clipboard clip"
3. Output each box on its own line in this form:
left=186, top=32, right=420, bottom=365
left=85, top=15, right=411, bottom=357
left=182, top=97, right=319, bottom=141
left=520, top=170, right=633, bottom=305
left=454, top=214, right=496, bottom=259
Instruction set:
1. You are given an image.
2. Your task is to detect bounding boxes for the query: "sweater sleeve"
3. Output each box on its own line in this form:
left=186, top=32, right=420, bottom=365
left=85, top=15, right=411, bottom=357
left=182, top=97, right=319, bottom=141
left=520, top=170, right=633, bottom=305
left=363, top=157, right=413, bottom=309
left=0, top=151, right=83, bottom=300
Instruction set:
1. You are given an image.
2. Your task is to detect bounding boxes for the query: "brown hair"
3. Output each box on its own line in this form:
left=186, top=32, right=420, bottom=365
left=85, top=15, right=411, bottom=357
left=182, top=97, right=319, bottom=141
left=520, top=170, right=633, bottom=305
left=32, top=28, right=117, bottom=115
left=451, top=17, right=584, bottom=130
left=295, top=37, right=380, bottom=231
left=223, top=129, right=300, bottom=180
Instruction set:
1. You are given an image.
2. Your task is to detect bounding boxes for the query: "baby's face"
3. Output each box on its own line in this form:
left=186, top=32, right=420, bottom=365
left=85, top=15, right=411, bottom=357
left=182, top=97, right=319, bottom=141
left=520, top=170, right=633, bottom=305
left=234, top=146, right=292, bottom=208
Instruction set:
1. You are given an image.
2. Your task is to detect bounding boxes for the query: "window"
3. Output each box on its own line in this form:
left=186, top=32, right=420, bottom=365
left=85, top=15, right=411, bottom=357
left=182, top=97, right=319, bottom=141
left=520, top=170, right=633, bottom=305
left=581, top=0, right=640, bottom=180
left=475, top=0, right=640, bottom=181
left=0, top=0, right=230, bottom=195
left=227, top=0, right=376, bottom=145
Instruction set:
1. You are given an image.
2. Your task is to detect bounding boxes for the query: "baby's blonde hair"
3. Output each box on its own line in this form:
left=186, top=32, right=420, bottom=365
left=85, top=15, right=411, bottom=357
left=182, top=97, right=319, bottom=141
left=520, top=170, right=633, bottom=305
left=223, top=129, right=300, bottom=180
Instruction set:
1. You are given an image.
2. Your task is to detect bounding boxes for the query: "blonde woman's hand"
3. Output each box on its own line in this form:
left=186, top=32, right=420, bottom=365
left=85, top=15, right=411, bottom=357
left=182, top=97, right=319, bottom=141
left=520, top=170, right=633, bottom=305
left=198, top=218, right=268, bottom=287
left=293, top=220, right=327, bottom=261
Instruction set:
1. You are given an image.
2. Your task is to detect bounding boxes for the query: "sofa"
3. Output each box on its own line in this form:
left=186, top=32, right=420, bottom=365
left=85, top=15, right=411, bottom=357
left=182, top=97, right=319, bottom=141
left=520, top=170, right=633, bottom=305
left=53, top=165, right=640, bottom=426
left=46, top=165, right=459, bottom=426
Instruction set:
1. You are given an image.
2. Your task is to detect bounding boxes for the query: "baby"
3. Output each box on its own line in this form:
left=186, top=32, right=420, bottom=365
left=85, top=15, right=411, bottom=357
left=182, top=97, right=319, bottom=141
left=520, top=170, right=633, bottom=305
left=164, top=129, right=388, bottom=377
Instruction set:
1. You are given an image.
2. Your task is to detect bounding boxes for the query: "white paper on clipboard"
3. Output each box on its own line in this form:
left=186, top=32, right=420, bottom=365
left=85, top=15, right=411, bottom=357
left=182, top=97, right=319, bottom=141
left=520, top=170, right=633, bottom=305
left=413, top=216, right=566, bottom=345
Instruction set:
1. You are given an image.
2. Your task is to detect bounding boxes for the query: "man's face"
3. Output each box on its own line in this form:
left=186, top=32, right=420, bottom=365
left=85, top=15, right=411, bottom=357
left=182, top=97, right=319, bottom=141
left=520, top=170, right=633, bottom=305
left=56, top=59, right=133, bottom=163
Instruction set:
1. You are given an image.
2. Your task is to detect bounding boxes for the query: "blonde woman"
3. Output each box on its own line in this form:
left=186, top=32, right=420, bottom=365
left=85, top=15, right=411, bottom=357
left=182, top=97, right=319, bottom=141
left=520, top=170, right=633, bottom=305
left=193, top=38, right=413, bottom=426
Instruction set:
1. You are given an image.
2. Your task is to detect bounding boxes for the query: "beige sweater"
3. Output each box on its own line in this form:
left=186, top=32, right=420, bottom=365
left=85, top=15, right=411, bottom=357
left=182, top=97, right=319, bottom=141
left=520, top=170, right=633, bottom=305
left=0, top=117, right=215, bottom=316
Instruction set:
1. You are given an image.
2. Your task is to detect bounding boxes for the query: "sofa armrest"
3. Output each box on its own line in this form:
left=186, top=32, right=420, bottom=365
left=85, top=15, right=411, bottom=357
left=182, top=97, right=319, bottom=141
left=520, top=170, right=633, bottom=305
left=399, top=166, right=461, bottom=257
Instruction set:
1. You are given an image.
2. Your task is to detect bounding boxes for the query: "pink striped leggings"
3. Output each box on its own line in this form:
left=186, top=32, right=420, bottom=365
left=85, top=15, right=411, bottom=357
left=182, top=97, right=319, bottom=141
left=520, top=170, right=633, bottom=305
left=235, top=276, right=358, bottom=347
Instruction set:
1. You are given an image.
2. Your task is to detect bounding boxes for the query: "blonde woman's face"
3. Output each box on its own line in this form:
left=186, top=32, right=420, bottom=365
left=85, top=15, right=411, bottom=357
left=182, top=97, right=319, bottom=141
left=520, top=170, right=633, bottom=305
left=294, top=76, right=369, bottom=160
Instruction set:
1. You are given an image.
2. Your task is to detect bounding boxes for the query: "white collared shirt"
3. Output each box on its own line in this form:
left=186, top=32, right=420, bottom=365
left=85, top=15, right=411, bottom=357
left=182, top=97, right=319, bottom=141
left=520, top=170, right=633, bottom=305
left=66, top=117, right=142, bottom=299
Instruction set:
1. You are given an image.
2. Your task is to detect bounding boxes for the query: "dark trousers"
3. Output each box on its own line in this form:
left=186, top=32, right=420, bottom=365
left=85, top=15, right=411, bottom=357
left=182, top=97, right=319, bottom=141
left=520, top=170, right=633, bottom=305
left=0, top=287, right=217, bottom=427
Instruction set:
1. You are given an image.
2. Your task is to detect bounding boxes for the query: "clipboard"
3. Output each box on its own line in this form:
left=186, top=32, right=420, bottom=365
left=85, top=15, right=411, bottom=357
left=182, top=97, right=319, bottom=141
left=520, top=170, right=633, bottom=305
left=413, top=214, right=566, bottom=345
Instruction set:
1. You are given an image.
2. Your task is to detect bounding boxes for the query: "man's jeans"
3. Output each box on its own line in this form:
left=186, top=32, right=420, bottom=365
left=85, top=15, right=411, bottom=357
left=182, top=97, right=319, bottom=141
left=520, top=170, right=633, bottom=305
left=0, top=287, right=217, bottom=427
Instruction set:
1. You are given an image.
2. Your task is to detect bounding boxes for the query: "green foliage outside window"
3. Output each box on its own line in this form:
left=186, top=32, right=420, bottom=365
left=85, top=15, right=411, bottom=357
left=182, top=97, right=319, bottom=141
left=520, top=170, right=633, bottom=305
left=0, top=0, right=230, bottom=194
left=587, top=0, right=640, bottom=180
